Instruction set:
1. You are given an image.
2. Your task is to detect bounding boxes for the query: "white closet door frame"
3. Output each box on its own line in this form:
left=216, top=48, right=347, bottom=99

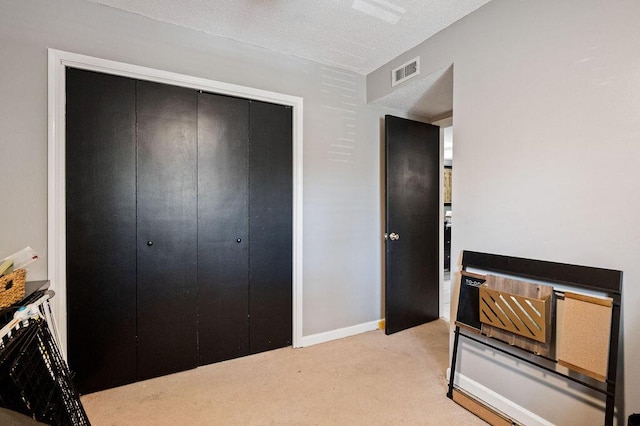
left=48, top=48, right=304, bottom=357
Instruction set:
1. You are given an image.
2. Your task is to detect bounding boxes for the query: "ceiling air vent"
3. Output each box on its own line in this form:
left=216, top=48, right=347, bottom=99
left=391, top=57, right=420, bottom=87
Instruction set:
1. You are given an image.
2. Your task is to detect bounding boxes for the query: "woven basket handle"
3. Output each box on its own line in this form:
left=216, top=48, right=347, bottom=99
left=3, top=278, right=13, bottom=291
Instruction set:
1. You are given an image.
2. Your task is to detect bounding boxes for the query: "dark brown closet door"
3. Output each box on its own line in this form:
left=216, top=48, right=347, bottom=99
left=248, top=100, right=293, bottom=354
left=197, top=92, right=250, bottom=364
left=66, top=70, right=293, bottom=391
left=66, top=68, right=137, bottom=394
left=136, top=81, right=198, bottom=380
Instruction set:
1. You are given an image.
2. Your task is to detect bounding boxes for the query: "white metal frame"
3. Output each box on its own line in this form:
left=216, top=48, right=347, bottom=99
left=47, top=49, right=304, bottom=356
left=0, top=292, right=63, bottom=357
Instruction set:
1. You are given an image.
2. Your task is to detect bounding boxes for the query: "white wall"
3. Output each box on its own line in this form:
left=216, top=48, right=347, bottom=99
left=368, top=0, right=640, bottom=424
left=0, top=0, right=387, bottom=339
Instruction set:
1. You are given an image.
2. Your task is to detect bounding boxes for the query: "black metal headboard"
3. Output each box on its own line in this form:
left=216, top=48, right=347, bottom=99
left=462, top=250, right=622, bottom=296
left=450, top=250, right=623, bottom=426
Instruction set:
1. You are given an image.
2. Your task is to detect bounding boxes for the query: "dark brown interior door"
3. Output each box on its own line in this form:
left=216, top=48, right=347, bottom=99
left=385, top=115, right=440, bottom=335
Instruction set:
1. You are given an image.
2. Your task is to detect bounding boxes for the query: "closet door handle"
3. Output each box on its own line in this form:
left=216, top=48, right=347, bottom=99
left=147, top=241, right=153, bottom=246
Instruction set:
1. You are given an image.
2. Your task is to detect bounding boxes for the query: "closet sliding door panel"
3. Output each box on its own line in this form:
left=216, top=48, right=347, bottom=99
left=136, top=81, right=198, bottom=380
left=65, top=68, right=137, bottom=393
left=197, top=93, right=250, bottom=365
left=248, top=101, right=293, bottom=354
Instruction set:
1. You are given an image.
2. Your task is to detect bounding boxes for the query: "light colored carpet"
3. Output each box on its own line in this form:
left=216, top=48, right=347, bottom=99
left=81, top=320, right=486, bottom=425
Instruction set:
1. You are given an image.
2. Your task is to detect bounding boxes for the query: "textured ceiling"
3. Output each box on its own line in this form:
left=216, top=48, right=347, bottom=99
left=86, top=0, right=491, bottom=74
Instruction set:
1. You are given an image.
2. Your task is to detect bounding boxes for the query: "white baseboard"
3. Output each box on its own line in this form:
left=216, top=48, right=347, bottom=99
left=446, top=368, right=554, bottom=426
left=300, top=320, right=380, bottom=347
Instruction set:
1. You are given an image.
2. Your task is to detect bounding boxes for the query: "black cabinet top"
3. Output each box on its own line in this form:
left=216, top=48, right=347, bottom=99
left=0, top=280, right=50, bottom=320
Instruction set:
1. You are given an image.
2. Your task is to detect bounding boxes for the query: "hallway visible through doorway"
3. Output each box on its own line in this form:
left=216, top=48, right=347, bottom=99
left=442, top=271, right=451, bottom=321
left=442, top=123, right=453, bottom=322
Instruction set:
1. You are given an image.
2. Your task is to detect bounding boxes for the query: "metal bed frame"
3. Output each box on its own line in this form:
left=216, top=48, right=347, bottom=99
left=447, top=251, right=622, bottom=426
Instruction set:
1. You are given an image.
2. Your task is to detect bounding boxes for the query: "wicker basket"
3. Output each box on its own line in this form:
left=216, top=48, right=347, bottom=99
left=0, top=268, right=26, bottom=309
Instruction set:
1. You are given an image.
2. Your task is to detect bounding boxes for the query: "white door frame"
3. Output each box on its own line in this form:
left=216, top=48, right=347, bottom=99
left=431, top=116, right=452, bottom=320
left=47, top=48, right=304, bottom=357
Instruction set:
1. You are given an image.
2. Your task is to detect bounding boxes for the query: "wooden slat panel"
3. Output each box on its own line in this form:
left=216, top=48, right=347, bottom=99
left=480, top=286, right=547, bottom=342
left=480, top=275, right=554, bottom=357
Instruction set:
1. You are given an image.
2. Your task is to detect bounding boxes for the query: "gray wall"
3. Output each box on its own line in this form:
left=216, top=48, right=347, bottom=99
left=369, top=0, right=639, bottom=423
left=0, top=0, right=390, bottom=337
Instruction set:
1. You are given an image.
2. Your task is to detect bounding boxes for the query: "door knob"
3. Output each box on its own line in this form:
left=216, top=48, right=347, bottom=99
left=389, top=232, right=400, bottom=241
left=147, top=241, right=153, bottom=246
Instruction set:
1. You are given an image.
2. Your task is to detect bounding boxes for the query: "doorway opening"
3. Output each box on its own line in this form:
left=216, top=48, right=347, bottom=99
left=429, top=116, right=453, bottom=322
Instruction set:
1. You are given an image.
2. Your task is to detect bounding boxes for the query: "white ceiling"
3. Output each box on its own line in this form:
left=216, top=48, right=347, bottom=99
left=87, top=0, right=491, bottom=75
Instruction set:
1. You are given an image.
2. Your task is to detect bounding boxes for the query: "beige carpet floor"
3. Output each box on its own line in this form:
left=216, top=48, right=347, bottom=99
left=81, top=320, right=486, bottom=425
